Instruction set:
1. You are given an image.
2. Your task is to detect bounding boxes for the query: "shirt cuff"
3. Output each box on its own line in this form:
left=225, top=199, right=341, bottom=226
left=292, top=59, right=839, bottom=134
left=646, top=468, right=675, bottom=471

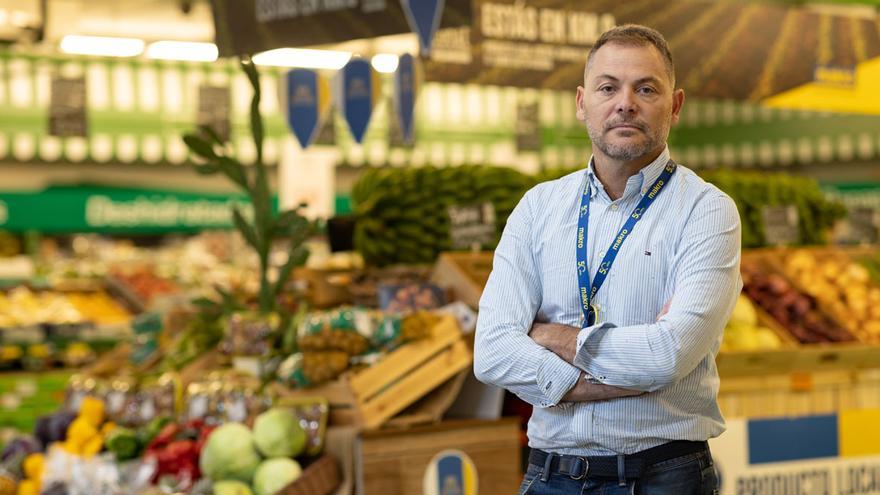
left=573, top=322, right=616, bottom=378
left=535, top=351, right=581, bottom=408
left=574, top=322, right=656, bottom=389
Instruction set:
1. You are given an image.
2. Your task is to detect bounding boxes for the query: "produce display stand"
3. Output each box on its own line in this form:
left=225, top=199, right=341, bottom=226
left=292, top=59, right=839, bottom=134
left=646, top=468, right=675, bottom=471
left=357, top=419, right=521, bottom=495
left=274, top=315, right=523, bottom=494
left=275, top=314, right=472, bottom=429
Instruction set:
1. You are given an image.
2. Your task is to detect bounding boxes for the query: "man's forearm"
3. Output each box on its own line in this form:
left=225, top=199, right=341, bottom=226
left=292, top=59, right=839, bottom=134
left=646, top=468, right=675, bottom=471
left=529, top=323, right=644, bottom=402
left=530, top=322, right=579, bottom=363
left=563, top=373, right=644, bottom=402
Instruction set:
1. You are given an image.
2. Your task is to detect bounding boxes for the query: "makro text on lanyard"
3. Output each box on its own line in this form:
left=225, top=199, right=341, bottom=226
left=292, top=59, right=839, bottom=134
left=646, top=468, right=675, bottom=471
left=576, top=160, right=677, bottom=328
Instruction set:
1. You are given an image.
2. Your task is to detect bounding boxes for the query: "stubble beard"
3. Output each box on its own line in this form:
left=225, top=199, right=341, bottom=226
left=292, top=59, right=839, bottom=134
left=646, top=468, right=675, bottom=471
left=586, top=116, right=669, bottom=162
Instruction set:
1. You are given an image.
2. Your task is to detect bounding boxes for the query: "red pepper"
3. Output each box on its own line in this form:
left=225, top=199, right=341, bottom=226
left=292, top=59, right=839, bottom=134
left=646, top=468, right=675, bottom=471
left=147, top=423, right=180, bottom=452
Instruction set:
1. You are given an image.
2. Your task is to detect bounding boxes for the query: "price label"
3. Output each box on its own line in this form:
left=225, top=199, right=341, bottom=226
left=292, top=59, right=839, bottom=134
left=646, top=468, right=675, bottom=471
left=197, top=85, right=231, bottom=142
left=49, top=77, right=87, bottom=137
left=762, top=205, right=799, bottom=246
left=448, top=203, right=496, bottom=249
left=515, top=101, right=540, bottom=152
left=849, top=207, right=879, bottom=244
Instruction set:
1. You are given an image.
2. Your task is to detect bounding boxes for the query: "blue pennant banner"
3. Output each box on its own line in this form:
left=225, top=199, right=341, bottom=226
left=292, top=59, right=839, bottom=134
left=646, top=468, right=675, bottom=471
left=282, top=69, right=331, bottom=149
left=400, top=0, right=446, bottom=55
left=338, top=58, right=380, bottom=144
left=394, top=54, right=418, bottom=145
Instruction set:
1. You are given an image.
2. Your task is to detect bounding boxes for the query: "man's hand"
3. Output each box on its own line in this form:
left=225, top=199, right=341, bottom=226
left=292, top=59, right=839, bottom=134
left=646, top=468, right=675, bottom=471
left=657, top=299, right=672, bottom=320
left=529, top=322, right=579, bottom=364
left=563, top=373, right=644, bottom=402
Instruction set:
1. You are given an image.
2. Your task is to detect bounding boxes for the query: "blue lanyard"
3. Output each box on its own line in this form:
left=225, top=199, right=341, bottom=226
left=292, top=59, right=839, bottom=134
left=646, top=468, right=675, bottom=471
left=577, top=160, right=677, bottom=327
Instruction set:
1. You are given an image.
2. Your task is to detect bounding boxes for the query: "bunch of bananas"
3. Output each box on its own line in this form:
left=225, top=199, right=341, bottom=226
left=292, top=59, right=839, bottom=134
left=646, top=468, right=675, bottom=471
left=351, top=165, right=535, bottom=266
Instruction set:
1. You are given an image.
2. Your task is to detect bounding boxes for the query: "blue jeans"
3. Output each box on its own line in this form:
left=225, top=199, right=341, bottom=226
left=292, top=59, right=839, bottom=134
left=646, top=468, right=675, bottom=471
left=517, top=450, right=719, bottom=495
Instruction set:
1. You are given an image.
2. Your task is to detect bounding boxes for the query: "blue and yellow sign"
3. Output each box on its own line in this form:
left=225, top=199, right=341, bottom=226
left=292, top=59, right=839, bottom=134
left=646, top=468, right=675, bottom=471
left=283, top=69, right=331, bottom=149
left=394, top=54, right=418, bottom=145
left=423, top=449, right=478, bottom=495
left=709, top=409, right=880, bottom=495
left=400, top=0, right=446, bottom=55
left=337, top=58, right=381, bottom=144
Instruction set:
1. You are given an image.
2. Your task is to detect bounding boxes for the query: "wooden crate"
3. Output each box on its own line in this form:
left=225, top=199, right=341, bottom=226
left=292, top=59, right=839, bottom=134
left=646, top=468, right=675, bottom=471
left=359, top=419, right=521, bottom=495
left=717, top=367, right=880, bottom=419
left=431, top=252, right=494, bottom=309
left=278, top=314, right=472, bottom=429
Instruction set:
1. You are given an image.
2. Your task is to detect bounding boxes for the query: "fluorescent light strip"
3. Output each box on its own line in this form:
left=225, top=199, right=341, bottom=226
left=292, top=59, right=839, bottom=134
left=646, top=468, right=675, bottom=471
left=371, top=54, right=399, bottom=73
left=252, top=48, right=352, bottom=70
left=60, top=35, right=144, bottom=58
left=147, top=41, right=218, bottom=62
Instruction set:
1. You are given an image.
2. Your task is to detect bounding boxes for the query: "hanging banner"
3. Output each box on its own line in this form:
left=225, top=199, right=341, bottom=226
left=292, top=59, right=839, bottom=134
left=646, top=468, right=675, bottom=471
left=337, top=58, right=381, bottom=144
left=401, top=0, right=446, bottom=55
left=281, top=69, right=331, bottom=149
left=393, top=54, right=418, bottom=146
left=423, top=0, right=880, bottom=101
left=209, top=0, right=471, bottom=57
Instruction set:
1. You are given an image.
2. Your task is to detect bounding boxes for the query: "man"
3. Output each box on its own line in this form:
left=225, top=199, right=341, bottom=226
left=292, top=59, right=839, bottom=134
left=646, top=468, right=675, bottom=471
left=474, top=24, right=741, bottom=495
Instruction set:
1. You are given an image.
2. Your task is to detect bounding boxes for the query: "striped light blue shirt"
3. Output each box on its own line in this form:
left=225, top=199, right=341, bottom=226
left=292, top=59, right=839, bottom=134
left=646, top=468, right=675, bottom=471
left=474, top=148, right=742, bottom=455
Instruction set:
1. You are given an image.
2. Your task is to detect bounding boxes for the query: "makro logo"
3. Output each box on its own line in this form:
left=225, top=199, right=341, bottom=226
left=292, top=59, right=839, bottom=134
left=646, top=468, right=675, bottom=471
left=648, top=180, right=665, bottom=199
left=611, top=229, right=628, bottom=251
left=0, top=200, right=7, bottom=225
left=577, top=226, right=585, bottom=249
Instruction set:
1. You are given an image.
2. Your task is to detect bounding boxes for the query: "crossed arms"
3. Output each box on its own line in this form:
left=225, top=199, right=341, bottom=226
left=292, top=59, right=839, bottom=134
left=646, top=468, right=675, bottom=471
left=473, top=188, right=741, bottom=408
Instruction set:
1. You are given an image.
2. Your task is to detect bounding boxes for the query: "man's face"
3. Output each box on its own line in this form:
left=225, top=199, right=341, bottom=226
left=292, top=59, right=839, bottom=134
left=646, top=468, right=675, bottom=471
left=576, top=43, right=684, bottom=162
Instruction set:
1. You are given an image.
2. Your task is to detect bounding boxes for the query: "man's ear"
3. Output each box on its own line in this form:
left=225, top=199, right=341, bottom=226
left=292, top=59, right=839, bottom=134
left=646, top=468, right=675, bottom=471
left=670, top=88, right=685, bottom=125
left=576, top=86, right=587, bottom=122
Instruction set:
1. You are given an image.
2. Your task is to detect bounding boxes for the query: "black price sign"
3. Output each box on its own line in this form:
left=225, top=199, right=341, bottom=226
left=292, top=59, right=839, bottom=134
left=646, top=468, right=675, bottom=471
left=49, top=77, right=88, bottom=137
left=849, top=207, right=879, bottom=244
left=516, top=101, right=541, bottom=152
left=762, top=205, right=800, bottom=246
left=448, top=203, right=497, bottom=249
left=197, top=85, right=231, bottom=142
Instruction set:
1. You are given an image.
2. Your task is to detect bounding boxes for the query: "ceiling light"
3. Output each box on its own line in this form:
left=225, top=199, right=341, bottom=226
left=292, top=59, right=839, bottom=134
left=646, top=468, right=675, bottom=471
left=147, top=41, right=218, bottom=62
left=252, top=48, right=352, bottom=70
left=371, top=54, right=400, bottom=73
left=60, top=35, right=145, bottom=58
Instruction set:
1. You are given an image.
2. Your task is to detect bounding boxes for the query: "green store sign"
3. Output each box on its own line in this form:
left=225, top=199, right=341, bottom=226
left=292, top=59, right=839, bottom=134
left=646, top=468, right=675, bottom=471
left=0, top=185, right=277, bottom=233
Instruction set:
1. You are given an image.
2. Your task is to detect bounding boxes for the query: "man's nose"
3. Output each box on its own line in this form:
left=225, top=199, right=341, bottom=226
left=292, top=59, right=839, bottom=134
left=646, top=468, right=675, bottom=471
left=615, top=90, right=637, bottom=114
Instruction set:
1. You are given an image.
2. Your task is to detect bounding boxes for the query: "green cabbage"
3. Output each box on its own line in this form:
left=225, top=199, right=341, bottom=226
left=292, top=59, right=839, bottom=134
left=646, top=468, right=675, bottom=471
left=213, top=480, right=254, bottom=495
left=253, top=458, right=302, bottom=495
left=199, top=423, right=261, bottom=483
left=252, top=408, right=307, bottom=458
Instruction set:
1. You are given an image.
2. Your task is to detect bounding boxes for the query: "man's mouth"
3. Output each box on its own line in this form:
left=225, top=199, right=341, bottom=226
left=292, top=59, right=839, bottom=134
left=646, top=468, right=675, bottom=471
left=609, top=123, right=643, bottom=131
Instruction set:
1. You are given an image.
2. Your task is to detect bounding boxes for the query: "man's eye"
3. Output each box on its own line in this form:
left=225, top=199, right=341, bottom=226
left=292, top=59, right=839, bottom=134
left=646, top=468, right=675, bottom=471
left=598, top=86, right=614, bottom=94
left=638, top=87, right=657, bottom=95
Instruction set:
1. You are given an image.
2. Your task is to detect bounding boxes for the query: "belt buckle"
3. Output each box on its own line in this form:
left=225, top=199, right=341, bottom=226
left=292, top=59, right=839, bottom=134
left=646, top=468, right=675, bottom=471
left=570, top=457, right=589, bottom=480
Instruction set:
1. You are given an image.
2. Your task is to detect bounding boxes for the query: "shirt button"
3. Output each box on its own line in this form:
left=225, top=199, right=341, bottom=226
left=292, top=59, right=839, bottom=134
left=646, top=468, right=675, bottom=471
left=641, top=187, right=648, bottom=195
left=599, top=251, right=606, bottom=257
left=610, top=204, right=619, bottom=211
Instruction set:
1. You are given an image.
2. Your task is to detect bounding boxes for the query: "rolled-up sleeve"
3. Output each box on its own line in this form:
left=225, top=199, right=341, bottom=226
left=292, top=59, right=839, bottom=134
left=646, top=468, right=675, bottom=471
left=572, top=192, right=742, bottom=391
left=474, top=189, right=582, bottom=407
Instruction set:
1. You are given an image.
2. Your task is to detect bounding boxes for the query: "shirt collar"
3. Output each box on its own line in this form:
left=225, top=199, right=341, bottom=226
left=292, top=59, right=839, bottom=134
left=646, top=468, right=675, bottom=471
left=586, top=147, right=671, bottom=200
